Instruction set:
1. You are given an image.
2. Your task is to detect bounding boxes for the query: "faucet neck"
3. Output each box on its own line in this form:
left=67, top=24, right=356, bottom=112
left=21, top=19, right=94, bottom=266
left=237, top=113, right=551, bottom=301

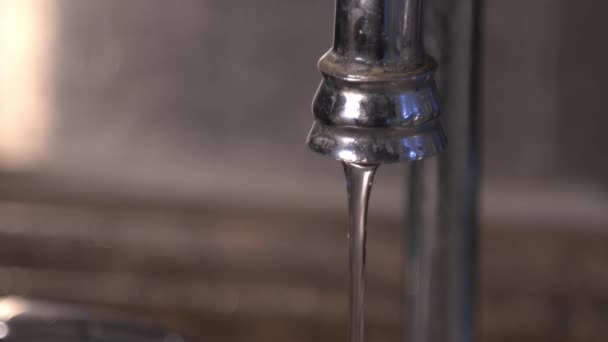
left=333, top=0, right=423, bottom=67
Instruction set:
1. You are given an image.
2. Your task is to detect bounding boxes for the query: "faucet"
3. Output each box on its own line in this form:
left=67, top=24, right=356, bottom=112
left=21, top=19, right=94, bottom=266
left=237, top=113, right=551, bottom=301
left=306, top=1, right=480, bottom=342
left=306, top=0, right=445, bottom=164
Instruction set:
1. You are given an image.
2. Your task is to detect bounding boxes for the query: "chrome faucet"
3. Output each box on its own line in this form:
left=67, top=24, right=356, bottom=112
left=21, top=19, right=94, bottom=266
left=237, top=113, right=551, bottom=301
left=306, top=1, right=480, bottom=342
left=306, top=0, right=445, bottom=164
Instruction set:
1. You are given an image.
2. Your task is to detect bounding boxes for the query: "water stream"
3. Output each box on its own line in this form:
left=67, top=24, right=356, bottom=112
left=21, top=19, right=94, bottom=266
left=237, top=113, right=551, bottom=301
left=342, top=162, right=379, bottom=342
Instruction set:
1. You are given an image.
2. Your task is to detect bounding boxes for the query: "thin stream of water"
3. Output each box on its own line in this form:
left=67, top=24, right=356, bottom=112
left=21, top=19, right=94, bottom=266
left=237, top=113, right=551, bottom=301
left=342, top=162, right=379, bottom=342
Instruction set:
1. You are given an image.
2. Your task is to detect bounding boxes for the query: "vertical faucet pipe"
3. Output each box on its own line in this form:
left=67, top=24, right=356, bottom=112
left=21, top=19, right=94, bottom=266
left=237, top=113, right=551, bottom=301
left=437, top=0, right=481, bottom=341
left=406, top=1, right=482, bottom=342
left=333, top=0, right=423, bottom=67
left=405, top=157, right=443, bottom=342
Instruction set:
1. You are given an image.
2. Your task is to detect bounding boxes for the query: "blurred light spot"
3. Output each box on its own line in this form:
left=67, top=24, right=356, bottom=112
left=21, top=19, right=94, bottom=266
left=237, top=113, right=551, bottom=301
left=0, top=298, right=27, bottom=321
left=0, top=0, right=54, bottom=169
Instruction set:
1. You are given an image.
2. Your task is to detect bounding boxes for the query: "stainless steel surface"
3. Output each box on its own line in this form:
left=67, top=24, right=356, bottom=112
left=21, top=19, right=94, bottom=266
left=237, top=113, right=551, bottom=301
left=0, top=296, right=187, bottom=341
left=343, top=163, right=378, bottom=342
left=306, top=0, right=446, bottom=163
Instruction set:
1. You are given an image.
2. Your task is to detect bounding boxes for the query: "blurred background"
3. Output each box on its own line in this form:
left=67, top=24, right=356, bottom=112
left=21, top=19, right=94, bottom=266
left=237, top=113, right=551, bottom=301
left=0, top=0, right=607, bottom=341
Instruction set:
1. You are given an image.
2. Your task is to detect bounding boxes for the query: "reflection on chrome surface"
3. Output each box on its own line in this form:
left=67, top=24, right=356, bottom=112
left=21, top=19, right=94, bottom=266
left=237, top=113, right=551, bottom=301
left=0, top=297, right=188, bottom=342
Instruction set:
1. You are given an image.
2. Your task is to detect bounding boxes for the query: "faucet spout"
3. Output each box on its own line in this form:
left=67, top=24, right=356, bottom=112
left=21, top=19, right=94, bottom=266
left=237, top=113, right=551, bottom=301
left=307, top=0, right=446, bottom=164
